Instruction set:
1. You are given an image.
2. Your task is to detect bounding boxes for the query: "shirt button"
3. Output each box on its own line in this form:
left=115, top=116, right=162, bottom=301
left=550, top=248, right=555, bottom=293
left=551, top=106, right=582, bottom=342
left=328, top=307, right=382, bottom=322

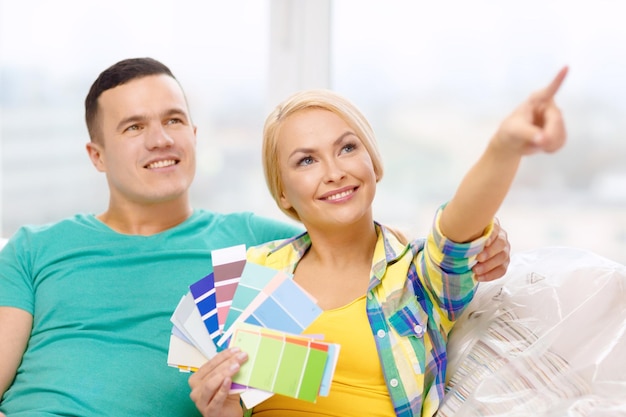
left=367, top=292, right=373, bottom=300
left=413, top=324, right=423, bottom=334
left=413, top=363, right=421, bottom=374
left=377, top=329, right=386, bottom=338
left=390, top=378, right=399, bottom=387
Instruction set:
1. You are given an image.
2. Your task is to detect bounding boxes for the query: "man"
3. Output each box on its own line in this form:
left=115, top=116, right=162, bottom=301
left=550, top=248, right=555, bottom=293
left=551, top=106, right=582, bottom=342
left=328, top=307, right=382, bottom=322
left=0, top=58, right=510, bottom=416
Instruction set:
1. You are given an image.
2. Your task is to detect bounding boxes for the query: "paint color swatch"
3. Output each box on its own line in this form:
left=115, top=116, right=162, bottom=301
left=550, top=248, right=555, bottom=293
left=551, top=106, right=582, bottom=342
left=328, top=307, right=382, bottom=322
left=319, top=343, right=340, bottom=397
left=212, top=244, right=247, bottom=328
left=245, top=276, right=323, bottom=333
left=189, top=273, right=220, bottom=342
left=170, top=292, right=218, bottom=359
left=218, top=265, right=322, bottom=348
left=167, top=333, right=208, bottom=372
left=168, top=244, right=338, bottom=407
left=229, top=323, right=333, bottom=402
left=222, top=262, right=279, bottom=331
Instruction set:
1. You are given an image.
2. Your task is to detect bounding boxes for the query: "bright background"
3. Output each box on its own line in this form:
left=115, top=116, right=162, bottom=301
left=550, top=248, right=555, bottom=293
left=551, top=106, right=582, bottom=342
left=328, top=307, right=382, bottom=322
left=1, top=0, right=625, bottom=263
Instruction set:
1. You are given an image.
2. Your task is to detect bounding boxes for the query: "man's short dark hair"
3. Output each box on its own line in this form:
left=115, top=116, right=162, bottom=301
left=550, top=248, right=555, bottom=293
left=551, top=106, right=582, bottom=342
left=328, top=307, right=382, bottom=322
left=84, top=57, right=176, bottom=142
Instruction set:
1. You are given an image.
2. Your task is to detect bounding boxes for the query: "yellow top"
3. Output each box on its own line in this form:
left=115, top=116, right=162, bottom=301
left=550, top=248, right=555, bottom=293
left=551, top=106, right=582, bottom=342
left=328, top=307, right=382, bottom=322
left=252, top=296, right=395, bottom=416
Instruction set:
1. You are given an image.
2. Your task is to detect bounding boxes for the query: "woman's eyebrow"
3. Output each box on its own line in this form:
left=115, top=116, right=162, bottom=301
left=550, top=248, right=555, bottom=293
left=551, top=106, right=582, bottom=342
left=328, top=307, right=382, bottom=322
left=288, top=131, right=356, bottom=159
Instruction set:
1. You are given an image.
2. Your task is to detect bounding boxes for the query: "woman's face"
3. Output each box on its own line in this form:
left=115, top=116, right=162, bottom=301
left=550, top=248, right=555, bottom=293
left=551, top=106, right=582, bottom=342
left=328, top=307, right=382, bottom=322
left=276, top=108, right=377, bottom=231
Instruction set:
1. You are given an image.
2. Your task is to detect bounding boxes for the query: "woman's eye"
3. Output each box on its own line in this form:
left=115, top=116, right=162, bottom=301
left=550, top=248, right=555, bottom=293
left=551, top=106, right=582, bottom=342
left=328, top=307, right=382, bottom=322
left=341, top=143, right=356, bottom=153
left=298, top=156, right=314, bottom=166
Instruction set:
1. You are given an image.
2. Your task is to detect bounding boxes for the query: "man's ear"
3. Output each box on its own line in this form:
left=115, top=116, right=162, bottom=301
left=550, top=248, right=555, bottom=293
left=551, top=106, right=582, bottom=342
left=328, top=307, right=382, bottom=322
left=85, top=142, right=106, bottom=172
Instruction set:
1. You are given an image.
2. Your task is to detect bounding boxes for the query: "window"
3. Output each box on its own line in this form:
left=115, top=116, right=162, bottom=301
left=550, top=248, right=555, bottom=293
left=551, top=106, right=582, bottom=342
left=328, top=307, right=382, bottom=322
left=1, top=0, right=625, bottom=263
left=331, top=0, right=626, bottom=262
left=0, top=0, right=278, bottom=231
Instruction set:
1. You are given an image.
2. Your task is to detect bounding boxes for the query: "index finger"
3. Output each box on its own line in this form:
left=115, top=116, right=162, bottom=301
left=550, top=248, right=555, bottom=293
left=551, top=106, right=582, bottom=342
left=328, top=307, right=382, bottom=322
left=533, top=66, right=569, bottom=103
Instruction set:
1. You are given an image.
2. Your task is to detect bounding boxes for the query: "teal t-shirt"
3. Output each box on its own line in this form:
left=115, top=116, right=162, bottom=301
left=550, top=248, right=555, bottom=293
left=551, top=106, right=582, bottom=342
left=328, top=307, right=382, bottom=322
left=0, top=210, right=301, bottom=416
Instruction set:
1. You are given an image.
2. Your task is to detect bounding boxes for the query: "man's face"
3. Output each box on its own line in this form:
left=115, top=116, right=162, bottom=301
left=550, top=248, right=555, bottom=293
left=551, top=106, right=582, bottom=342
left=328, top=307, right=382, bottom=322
left=86, top=74, right=197, bottom=207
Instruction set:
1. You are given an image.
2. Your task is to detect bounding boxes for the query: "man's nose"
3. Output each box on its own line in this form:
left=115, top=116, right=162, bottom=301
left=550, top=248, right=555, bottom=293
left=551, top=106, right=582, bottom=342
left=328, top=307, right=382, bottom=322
left=146, top=124, right=175, bottom=149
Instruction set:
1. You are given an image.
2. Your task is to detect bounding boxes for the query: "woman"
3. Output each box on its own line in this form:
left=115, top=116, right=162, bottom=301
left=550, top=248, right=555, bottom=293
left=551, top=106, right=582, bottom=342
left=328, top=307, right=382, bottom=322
left=189, top=67, right=568, bottom=417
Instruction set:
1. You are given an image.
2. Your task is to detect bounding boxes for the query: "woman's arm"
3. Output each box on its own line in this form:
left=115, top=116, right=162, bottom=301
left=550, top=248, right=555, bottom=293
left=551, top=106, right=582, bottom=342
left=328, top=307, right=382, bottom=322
left=440, top=67, right=568, bottom=243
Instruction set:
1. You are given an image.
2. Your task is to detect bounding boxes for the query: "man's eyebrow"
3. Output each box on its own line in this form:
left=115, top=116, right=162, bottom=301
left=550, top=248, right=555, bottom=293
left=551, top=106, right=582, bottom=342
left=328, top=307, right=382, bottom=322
left=115, top=107, right=189, bottom=131
left=162, top=107, right=189, bottom=119
left=116, top=114, right=146, bottom=132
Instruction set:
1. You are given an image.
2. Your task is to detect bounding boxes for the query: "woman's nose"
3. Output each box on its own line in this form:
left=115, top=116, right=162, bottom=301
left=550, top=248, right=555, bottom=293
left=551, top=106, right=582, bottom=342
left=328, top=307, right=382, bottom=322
left=323, top=159, right=346, bottom=182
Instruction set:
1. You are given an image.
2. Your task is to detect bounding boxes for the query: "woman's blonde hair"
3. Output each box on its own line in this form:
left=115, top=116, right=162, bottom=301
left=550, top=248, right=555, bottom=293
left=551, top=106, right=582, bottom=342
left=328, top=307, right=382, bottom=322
left=262, top=89, right=384, bottom=222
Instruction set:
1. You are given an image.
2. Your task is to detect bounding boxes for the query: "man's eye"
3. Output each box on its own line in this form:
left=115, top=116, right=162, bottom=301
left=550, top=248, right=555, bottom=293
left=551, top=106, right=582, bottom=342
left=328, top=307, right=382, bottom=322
left=125, top=125, right=140, bottom=132
left=167, top=118, right=182, bottom=125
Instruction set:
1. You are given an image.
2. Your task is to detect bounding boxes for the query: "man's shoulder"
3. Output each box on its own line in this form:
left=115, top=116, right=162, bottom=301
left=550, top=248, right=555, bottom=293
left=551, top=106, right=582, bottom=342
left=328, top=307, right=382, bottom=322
left=189, top=209, right=302, bottom=247
left=191, top=209, right=296, bottom=230
left=190, top=209, right=253, bottom=228
left=10, top=213, right=95, bottom=238
left=1, top=214, right=99, bottom=257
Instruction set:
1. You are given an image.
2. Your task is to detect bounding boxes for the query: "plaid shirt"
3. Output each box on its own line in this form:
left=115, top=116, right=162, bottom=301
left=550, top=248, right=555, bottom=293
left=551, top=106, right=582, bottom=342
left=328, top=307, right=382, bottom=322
left=246, top=207, right=492, bottom=417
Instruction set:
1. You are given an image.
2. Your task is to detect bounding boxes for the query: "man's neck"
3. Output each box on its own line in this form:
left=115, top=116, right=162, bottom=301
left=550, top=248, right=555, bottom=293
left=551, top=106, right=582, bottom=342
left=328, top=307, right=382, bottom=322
left=97, top=200, right=193, bottom=236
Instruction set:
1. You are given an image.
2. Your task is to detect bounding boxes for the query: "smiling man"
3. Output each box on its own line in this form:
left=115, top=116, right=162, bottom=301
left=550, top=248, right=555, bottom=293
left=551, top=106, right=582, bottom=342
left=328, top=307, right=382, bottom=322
left=85, top=63, right=198, bottom=234
left=0, top=57, right=303, bottom=417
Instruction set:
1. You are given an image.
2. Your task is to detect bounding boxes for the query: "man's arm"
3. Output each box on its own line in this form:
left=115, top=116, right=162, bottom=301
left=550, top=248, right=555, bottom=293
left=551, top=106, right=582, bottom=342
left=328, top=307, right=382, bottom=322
left=0, top=307, right=32, bottom=397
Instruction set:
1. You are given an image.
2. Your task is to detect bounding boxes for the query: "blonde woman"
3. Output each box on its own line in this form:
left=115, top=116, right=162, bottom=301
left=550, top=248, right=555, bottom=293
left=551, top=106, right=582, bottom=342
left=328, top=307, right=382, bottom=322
left=190, top=67, right=567, bottom=417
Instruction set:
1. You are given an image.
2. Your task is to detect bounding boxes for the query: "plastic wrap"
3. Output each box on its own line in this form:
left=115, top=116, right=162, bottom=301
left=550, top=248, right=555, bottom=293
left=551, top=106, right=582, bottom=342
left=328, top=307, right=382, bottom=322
left=437, top=246, right=626, bottom=417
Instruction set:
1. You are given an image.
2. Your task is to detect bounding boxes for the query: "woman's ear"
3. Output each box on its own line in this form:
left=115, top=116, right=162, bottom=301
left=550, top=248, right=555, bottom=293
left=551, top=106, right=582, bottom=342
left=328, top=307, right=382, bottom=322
left=279, top=192, right=292, bottom=210
left=85, top=142, right=106, bottom=172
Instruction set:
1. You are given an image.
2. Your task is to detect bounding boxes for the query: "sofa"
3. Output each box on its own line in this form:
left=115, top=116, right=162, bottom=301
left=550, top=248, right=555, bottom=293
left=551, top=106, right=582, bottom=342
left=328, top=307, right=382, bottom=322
left=437, top=246, right=626, bottom=416
left=2, top=237, right=624, bottom=415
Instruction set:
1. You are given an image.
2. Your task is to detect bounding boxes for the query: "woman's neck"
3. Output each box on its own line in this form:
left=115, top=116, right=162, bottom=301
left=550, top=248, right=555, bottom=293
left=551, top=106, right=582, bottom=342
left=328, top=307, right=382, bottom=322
left=304, top=219, right=378, bottom=269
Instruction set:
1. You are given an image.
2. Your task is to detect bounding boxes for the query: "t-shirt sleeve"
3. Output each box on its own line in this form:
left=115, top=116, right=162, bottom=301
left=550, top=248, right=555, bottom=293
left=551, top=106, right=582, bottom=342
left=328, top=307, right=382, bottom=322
left=0, top=229, right=36, bottom=313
